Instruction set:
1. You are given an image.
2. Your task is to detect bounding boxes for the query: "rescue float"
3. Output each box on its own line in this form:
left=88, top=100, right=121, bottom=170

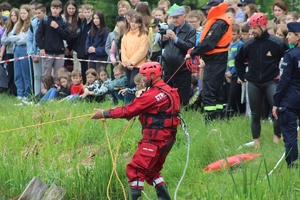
left=203, top=153, right=261, bottom=172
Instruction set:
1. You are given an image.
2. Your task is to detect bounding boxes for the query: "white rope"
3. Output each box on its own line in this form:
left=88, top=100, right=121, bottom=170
left=174, top=116, right=190, bottom=200
left=262, top=152, right=285, bottom=181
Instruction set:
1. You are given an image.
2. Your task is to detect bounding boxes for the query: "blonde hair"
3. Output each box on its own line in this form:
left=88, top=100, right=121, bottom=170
left=71, top=69, right=82, bottom=77
left=15, top=5, right=32, bottom=34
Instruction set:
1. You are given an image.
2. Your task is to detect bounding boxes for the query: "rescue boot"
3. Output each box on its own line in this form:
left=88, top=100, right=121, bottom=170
left=205, top=111, right=218, bottom=124
left=155, top=184, right=171, bottom=200
left=130, top=188, right=142, bottom=200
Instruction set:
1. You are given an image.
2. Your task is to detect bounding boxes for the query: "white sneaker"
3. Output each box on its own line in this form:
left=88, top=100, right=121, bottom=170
left=22, top=100, right=34, bottom=105
left=17, top=96, right=23, bottom=100
left=14, top=103, right=24, bottom=106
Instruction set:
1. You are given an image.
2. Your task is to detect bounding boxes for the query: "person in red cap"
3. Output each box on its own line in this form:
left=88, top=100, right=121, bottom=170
left=235, top=13, right=289, bottom=148
left=272, top=22, right=300, bottom=168
left=91, top=62, right=181, bottom=200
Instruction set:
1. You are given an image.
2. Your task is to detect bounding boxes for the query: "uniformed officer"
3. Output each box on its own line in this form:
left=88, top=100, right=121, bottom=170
left=272, top=22, right=300, bottom=168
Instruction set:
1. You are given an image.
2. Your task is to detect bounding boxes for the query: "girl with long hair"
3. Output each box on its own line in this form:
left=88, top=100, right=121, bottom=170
left=85, top=10, right=110, bottom=72
left=121, top=13, right=148, bottom=102
left=1, top=8, right=20, bottom=96
left=63, top=0, right=80, bottom=71
left=5, top=5, right=33, bottom=99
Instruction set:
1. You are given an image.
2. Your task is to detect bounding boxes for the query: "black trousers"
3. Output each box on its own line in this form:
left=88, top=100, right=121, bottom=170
left=164, top=69, right=191, bottom=106
left=247, top=80, right=281, bottom=139
left=202, top=62, right=227, bottom=111
left=226, top=77, right=246, bottom=114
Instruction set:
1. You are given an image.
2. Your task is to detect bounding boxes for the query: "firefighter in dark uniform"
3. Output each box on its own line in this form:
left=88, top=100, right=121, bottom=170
left=91, top=62, right=181, bottom=199
left=185, top=2, right=232, bottom=122
left=272, top=22, right=300, bottom=168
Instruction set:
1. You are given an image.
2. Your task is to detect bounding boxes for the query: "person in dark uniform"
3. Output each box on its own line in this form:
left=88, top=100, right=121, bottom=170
left=185, top=2, right=232, bottom=122
left=272, top=22, right=300, bottom=168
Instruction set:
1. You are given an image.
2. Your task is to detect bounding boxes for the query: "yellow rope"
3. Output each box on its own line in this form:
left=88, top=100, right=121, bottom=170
left=0, top=114, right=93, bottom=134
left=104, top=117, right=135, bottom=200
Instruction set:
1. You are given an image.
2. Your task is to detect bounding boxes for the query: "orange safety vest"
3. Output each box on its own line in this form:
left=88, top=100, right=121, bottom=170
left=199, top=3, right=232, bottom=55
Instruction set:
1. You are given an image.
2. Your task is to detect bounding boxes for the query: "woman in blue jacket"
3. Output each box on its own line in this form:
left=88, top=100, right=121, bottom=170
left=85, top=10, right=109, bottom=72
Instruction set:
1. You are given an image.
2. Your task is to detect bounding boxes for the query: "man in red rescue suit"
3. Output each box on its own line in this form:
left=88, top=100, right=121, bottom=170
left=91, top=62, right=181, bottom=200
left=185, top=2, right=232, bottom=122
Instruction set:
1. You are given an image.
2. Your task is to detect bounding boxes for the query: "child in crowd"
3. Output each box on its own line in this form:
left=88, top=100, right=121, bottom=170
left=225, top=23, right=245, bottom=116
left=70, top=69, right=84, bottom=95
left=85, top=10, right=109, bottom=72
left=109, top=16, right=126, bottom=66
left=285, top=12, right=300, bottom=24
left=108, top=64, right=130, bottom=104
left=153, top=7, right=167, bottom=23
left=241, top=23, right=250, bottom=42
left=125, top=9, right=136, bottom=28
left=80, top=68, right=106, bottom=102
left=1, top=8, right=19, bottom=96
left=78, top=5, right=84, bottom=22
left=8, top=5, right=33, bottom=99
left=157, top=0, right=170, bottom=12
left=225, top=7, right=236, bottom=24
left=119, top=73, right=145, bottom=97
left=75, top=4, right=93, bottom=84
left=121, top=13, right=149, bottom=102
left=267, top=21, right=277, bottom=35
left=187, top=74, right=202, bottom=111
left=38, top=73, right=69, bottom=104
left=36, top=0, right=70, bottom=81
left=27, top=4, right=46, bottom=96
left=276, top=24, right=288, bottom=43
left=63, top=0, right=80, bottom=72
left=149, top=18, right=162, bottom=62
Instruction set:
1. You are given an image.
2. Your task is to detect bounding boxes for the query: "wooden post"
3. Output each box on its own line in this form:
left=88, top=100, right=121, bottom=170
left=41, top=183, right=66, bottom=200
left=18, top=177, right=48, bottom=200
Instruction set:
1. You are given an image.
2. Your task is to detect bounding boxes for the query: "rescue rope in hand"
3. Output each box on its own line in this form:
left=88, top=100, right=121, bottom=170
left=185, top=48, right=201, bottom=74
left=166, top=48, right=200, bottom=84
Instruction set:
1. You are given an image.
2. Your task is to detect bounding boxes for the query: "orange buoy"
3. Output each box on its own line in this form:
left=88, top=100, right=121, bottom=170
left=203, top=154, right=261, bottom=172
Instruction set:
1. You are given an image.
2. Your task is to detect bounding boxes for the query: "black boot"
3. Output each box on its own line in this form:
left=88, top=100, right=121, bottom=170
left=130, top=188, right=142, bottom=200
left=156, top=184, right=171, bottom=200
left=205, top=111, right=217, bottom=124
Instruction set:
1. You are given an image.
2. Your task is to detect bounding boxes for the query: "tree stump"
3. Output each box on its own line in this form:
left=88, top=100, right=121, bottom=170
left=40, top=183, right=66, bottom=200
left=18, top=177, right=48, bottom=200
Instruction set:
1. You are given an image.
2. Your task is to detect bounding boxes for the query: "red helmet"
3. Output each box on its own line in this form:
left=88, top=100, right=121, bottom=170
left=249, top=13, right=268, bottom=27
left=139, top=62, right=162, bottom=81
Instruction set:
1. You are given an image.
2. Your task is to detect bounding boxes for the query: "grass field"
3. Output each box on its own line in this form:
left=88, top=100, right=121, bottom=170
left=0, top=93, right=299, bottom=199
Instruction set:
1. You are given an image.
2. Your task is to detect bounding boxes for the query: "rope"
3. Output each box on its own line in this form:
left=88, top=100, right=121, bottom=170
left=261, top=152, right=285, bottom=182
left=166, top=48, right=200, bottom=84
left=174, top=116, right=190, bottom=200
left=185, top=48, right=200, bottom=74
left=104, top=118, right=135, bottom=200
left=0, top=114, right=92, bottom=134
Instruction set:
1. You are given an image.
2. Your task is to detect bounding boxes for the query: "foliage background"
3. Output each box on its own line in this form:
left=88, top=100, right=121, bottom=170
left=6, top=0, right=300, bottom=30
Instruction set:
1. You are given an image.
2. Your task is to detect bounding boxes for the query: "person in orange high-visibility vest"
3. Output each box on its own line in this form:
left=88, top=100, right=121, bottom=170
left=185, top=1, right=232, bottom=122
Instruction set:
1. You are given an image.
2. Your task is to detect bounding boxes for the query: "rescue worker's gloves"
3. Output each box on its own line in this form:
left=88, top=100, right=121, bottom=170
left=91, top=109, right=106, bottom=119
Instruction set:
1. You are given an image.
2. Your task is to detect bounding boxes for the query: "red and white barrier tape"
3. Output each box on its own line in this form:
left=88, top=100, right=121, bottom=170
left=0, top=55, right=112, bottom=64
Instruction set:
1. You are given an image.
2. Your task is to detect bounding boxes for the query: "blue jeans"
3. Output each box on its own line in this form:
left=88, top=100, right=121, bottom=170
left=39, top=88, right=58, bottom=103
left=114, top=90, right=131, bottom=104
left=14, top=45, right=31, bottom=97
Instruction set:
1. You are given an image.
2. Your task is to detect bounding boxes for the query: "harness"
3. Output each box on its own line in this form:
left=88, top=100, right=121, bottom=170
left=141, top=84, right=181, bottom=129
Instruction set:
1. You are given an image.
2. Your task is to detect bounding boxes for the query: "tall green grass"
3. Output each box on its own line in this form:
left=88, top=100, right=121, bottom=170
left=0, top=94, right=299, bottom=199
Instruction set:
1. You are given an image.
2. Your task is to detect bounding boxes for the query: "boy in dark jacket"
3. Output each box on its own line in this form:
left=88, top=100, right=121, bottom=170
left=74, top=4, right=93, bottom=84
left=36, top=0, right=70, bottom=81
